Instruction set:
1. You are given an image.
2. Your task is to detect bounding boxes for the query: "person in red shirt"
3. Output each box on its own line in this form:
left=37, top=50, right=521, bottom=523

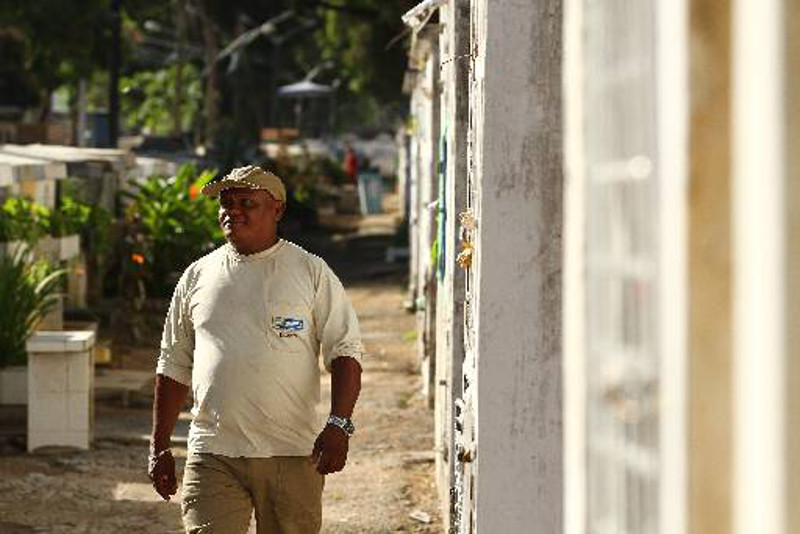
left=343, top=144, right=358, bottom=184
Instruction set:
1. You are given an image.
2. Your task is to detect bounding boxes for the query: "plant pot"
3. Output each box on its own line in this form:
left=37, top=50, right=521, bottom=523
left=0, top=365, right=28, bottom=405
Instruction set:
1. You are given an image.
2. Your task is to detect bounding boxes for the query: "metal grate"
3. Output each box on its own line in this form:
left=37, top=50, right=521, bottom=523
left=582, top=1, right=660, bottom=533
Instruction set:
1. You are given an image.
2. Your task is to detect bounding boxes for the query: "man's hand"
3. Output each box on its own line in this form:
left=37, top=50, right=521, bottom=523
left=150, top=374, right=189, bottom=501
left=148, top=449, right=178, bottom=500
left=312, top=424, right=349, bottom=475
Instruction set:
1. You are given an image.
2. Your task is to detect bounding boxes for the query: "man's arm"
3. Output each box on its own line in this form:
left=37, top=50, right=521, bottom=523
left=312, top=356, right=362, bottom=474
left=330, top=355, right=362, bottom=418
left=149, top=374, right=190, bottom=500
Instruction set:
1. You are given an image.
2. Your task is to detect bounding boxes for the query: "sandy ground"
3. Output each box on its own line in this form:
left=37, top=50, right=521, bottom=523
left=0, top=215, right=442, bottom=533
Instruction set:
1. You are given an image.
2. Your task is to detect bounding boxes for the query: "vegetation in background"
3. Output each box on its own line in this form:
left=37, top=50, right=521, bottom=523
left=0, top=198, right=50, bottom=244
left=0, top=193, right=111, bottom=242
left=2, top=0, right=415, bottom=157
left=0, top=249, right=65, bottom=367
left=0, top=0, right=112, bottom=120
left=311, top=0, right=415, bottom=129
left=268, top=151, right=349, bottom=227
left=57, top=184, right=115, bottom=304
left=121, top=163, right=222, bottom=297
left=121, top=64, right=202, bottom=136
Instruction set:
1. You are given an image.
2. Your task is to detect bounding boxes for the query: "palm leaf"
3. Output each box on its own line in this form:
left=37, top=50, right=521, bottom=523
left=0, top=246, right=66, bottom=367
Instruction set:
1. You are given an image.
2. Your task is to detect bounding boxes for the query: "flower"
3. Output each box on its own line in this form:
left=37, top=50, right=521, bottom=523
left=131, top=253, right=146, bottom=265
left=189, top=184, right=200, bottom=200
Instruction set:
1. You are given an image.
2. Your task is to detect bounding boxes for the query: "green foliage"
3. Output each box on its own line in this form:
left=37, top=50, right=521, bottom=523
left=61, top=187, right=115, bottom=304
left=0, top=28, right=39, bottom=108
left=62, top=192, right=113, bottom=253
left=0, top=192, right=110, bottom=243
left=121, top=64, right=203, bottom=135
left=47, top=196, right=90, bottom=238
left=0, top=0, right=112, bottom=101
left=122, top=163, right=223, bottom=297
left=0, top=249, right=65, bottom=367
left=0, top=198, right=50, bottom=244
left=311, top=1, right=417, bottom=108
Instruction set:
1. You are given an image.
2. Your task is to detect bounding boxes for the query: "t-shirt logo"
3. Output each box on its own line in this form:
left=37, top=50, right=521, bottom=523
left=273, top=316, right=304, bottom=338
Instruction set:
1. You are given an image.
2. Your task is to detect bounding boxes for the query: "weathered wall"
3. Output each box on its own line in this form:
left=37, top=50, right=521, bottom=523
left=434, top=0, right=470, bottom=525
left=418, top=32, right=440, bottom=405
left=469, top=0, right=563, bottom=531
left=688, top=0, right=733, bottom=532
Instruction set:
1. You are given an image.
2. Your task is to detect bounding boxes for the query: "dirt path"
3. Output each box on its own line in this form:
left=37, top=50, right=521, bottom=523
left=319, top=280, right=441, bottom=533
left=0, top=268, right=441, bottom=533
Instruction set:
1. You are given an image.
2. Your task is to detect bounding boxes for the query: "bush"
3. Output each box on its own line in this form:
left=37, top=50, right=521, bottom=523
left=0, top=249, right=65, bottom=367
left=121, top=163, right=222, bottom=297
left=0, top=198, right=49, bottom=243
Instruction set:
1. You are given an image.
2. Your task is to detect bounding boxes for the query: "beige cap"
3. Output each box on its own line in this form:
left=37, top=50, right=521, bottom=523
left=200, top=165, right=287, bottom=202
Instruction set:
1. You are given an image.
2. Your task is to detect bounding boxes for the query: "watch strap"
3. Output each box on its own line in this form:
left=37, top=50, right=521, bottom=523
left=327, top=414, right=355, bottom=437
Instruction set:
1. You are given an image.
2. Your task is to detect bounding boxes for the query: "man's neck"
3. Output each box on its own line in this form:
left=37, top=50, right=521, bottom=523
left=231, top=236, right=279, bottom=256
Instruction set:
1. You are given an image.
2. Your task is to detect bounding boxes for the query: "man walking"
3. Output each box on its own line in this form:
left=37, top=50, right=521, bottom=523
left=148, top=165, right=364, bottom=533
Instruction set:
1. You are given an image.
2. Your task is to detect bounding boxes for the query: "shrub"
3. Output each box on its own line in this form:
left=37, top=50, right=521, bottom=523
left=0, top=198, right=49, bottom=243
left=121, top=163, right=222, bottom=297
left=54, top=186, right=114, bottom=303
left=0, top=249, right=65, bottom=367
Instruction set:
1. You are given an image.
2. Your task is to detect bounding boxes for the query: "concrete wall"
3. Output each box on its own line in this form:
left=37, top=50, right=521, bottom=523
left=414, top=28, right=441, bottom=404
left=469, top=0, right=563, bottom=531
left=405, top=28, right=441, bottom=403
left=434, top=0, right=471, bottom=524
left=688, top=0, right=733, bottom=532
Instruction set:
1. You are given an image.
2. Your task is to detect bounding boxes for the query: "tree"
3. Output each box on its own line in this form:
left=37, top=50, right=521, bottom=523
left=0, top=0, right=113, bottom=120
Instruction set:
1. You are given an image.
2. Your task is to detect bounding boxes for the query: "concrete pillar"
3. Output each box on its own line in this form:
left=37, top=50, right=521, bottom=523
left=435, top=0, right=471, bottom=524
left=562, top=0, right=587, bottom=531
left=469, top=0, right=563, bottom=531
left=408, top=90, right=421, bottom=306
left=411, top=27, right=441, bottom=404
left=27, top=331, right=95, bottom=452
left=731, top=0, right=794, bottom=531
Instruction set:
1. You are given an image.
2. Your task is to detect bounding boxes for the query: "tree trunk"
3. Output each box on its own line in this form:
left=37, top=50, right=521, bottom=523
left=197, top=2, right=219, bottom=150
left=173, top=0, right=187, bottom=138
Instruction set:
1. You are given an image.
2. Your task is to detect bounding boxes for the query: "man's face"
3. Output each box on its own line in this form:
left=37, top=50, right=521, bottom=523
left=218, top=188, right=285, bottom=254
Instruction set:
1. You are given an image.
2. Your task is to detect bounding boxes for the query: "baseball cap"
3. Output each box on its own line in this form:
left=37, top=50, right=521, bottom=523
left=200, top=165, right=287, bottom=202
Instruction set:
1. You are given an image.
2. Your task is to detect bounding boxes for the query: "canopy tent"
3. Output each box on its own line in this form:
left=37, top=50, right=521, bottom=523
left=277, top=79, right=334, bottom=98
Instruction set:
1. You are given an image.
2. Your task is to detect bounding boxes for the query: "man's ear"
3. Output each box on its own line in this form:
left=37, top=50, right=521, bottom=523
left=276, top=201, right=286, bottom=221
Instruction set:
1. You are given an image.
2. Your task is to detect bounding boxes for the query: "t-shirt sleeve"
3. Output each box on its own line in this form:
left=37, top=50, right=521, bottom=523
left=313, top=261, right=365, bottom=372
left=155, top=268, right=195, bottom=385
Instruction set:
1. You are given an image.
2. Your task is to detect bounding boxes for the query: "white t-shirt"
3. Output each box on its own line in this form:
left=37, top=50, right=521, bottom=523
left=156, top=239, right=364, bottom=458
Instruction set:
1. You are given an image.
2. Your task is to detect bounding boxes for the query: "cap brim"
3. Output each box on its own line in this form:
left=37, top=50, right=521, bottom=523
left=200, top=179, right=258, bottom=198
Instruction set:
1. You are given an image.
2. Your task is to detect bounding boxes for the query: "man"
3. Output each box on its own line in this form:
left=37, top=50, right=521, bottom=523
left=148, top=165, right=364, bottom=533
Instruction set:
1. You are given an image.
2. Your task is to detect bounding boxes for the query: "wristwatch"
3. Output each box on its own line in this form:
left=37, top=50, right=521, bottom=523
left=327, top=414, right=356, bottom=437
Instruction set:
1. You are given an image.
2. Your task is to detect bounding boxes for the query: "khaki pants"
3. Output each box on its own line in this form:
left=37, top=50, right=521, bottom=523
left=181, top=452, right=324, bottom=534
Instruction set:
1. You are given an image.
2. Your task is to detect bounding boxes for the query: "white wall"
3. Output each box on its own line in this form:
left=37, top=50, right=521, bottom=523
left=469, top=0, right=564, bottom=531
left=732, top=0, right=791, bottom=532
left=434, top=0, right=471, bottom=523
